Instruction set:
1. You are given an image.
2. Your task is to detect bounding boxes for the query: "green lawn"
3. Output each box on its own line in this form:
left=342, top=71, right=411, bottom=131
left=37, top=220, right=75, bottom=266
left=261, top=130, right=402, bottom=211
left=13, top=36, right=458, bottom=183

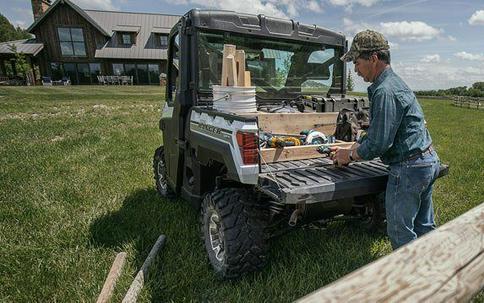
left=0, top=86, right=482, bottom=302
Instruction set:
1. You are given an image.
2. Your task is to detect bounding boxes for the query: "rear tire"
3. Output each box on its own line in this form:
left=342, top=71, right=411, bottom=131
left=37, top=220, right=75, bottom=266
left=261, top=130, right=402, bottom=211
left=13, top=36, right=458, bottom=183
left=153, top=146, right=175, bottom=198
left=200, top=188, right=268, bottom=279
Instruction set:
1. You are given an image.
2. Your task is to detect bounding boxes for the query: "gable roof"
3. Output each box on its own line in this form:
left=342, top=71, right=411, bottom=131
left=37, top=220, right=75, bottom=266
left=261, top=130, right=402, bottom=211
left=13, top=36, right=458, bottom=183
left=27, top=0, right=110, bottom=36
left=0, top=39, right=44, bottom=56
left=26, top=0, right=181, bottom=60
left=85, top=10, right=180, bottom=60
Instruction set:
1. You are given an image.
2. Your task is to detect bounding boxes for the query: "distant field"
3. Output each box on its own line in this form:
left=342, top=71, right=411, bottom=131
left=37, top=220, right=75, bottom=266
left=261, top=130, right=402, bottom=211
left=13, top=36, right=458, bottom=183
left=0, top=86, right=482, bottom=302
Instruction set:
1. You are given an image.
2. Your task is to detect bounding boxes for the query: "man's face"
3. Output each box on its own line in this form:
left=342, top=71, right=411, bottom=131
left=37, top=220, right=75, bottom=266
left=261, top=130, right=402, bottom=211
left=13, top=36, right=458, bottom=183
left=353, top=55, right=377, bottom=83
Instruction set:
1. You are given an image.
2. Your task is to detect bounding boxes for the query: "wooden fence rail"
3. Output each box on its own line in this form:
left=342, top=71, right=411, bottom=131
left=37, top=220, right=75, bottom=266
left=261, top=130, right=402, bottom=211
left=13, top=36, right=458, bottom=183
left=296, top=203, right=484, bottom=303
left=453, top=96, right=483, bottom=110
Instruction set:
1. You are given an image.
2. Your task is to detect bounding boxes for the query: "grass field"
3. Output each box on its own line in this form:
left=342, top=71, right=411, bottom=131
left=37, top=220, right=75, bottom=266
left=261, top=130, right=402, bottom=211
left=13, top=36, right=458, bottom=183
left=0, top=86, right=482, bottom=302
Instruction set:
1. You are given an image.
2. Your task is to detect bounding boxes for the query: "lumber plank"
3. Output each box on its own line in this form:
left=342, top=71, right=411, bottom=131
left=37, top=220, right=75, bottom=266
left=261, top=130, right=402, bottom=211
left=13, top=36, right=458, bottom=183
left=260, top=142, right=354, bottom=163
left=96, top=252, right=127, bottom=303
left=122, top=235, right=166, bottom=303
left=221, top=44, right=236, bottom=86
left=244, top=71, right=251, bottom=87
left=256, top=112, right=339, bottom=135
left=235, top=50, right=246, bottom=87
left=296, top=203, right=484, bottom=303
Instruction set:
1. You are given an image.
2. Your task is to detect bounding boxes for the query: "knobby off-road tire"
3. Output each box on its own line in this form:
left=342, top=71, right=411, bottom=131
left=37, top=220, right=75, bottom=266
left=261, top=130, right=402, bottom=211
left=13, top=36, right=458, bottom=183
left=153, top=146, right=175, bottom=198
left=200, top=188, right=268, bottom=279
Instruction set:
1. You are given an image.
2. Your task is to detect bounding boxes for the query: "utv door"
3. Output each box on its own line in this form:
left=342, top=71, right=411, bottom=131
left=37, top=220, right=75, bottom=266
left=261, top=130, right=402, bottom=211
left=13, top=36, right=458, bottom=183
left=161, top=28, right=182, bottom=191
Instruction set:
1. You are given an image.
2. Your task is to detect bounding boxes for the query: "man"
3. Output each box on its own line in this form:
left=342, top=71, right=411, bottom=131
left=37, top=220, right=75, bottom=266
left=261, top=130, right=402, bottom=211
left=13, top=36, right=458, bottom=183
left=331, top=30, right=441, bottom=250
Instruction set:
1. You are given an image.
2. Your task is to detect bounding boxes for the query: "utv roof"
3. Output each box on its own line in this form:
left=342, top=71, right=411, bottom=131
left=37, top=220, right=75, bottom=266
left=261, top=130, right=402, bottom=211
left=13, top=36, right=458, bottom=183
left=185, top=9, right=346, bottom=47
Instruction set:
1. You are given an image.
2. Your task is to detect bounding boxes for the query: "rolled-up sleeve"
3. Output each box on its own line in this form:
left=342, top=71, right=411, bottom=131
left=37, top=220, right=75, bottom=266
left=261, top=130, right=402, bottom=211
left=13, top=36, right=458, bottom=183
left=357, top=90, right=403, bottom=160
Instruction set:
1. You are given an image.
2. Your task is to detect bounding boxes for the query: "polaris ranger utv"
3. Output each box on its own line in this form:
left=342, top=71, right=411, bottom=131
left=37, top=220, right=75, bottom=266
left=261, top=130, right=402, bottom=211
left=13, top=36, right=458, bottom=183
left=153, top=9, right=447, bottom=279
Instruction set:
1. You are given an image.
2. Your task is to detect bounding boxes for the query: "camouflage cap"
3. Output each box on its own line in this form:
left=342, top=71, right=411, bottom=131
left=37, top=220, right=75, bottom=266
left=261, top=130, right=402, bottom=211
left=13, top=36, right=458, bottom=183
left=341, top=30, right=390, bottom=62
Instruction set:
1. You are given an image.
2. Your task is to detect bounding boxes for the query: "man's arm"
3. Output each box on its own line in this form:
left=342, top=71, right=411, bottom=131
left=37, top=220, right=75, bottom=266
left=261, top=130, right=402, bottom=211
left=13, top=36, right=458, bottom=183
left=356, top=90, right=403, bottom=161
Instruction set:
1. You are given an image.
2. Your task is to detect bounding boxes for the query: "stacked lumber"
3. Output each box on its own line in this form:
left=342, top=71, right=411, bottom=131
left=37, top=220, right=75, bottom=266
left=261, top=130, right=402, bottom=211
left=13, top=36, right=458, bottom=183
left=221, top=44, right=251, bottom=87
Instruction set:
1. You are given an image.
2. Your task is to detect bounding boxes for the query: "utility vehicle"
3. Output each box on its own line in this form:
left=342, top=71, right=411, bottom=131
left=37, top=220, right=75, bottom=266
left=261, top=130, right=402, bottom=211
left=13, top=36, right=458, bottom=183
left=153, top=9, right=447, bottom=279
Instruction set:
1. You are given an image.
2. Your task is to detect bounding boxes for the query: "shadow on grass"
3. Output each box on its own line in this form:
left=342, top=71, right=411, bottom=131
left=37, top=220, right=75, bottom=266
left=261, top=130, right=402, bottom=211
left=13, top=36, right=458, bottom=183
left=89, top=189, right=389, bottom=302
left=89, top=189, right=165, bottom=249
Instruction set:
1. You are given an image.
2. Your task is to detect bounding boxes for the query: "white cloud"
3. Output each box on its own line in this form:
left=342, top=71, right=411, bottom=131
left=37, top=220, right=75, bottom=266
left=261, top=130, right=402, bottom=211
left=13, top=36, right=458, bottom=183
left=329, top=0, right=379, bottom=8
left=454, top=51, right=484, bottom=61
left=420, top=54, right=440, bottom=63
left=72, top=0, right=117, bottom=10
left=468, top=10, right=484, bottom=25
left=172, top=0, right=326, bottom=18
left=448, top=35, right=456, bottom=42
left=307, top=0, right=323, bottom=13
left=379, top=21, right=441, bottom=41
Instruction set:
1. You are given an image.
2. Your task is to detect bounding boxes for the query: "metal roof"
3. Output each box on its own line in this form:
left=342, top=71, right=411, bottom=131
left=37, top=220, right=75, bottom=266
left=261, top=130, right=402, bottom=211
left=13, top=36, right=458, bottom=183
left=0, top=39, right=44, bottom=56
left=27, top=0, right=110, bottom=36
left=85, top=10, right=180, bottom=60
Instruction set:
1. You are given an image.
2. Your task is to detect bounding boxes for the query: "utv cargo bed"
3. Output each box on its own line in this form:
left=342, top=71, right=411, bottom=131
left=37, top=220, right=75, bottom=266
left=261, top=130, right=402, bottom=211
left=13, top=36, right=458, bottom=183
left=259, top=158, right=448, bottom=205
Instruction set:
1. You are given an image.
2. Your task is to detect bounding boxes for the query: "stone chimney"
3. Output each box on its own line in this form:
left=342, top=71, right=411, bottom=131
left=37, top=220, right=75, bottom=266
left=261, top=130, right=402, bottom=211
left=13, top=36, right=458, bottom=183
left=31, top=0, right=51, bottom=21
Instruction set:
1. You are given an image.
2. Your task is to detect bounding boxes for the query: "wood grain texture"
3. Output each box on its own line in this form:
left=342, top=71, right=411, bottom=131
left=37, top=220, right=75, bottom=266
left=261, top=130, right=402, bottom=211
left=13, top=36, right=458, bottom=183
left=235, top=50, right=246, bottom=87
left=256, top=112, right=339, bottom=136
left=296, top=203, right=484, bottom=303
left=260, top=142, right=354, bottom=163
left=221, top=45, right=236, bottom=86
left=96, top=252, right=127, bottom=303
left=122, top=235, right=166, bottom=303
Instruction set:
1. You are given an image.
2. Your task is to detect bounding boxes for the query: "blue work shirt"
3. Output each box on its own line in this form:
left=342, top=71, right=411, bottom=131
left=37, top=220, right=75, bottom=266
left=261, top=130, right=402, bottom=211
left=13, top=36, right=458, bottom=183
left=357, top=67, right=432, bottom=164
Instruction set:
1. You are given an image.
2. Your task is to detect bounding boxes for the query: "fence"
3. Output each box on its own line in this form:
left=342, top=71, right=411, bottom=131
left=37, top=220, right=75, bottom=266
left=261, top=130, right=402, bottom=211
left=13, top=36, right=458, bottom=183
left=453, top=96, right=483, bottom=109
left=296, top=202, right=484, bottom=303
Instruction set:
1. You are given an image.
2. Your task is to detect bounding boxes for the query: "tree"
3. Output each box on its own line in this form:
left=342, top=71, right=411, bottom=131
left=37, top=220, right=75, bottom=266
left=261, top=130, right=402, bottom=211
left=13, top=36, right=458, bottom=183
left=8, top=44, right=31, bottom=79
left=0, top=13, right=31, bottom=43
left=347, top=70, right=354, bottom=91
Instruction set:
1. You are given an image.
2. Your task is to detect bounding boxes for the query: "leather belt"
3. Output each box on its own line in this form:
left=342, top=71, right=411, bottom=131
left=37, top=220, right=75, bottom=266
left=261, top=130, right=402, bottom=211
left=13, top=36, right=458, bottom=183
left=406, top=145, right=433, bottom=161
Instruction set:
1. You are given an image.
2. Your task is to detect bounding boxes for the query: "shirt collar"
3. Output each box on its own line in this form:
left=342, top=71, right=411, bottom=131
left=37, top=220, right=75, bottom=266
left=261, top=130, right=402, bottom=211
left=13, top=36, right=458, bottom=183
left=367, top=66, right=392, bottom=97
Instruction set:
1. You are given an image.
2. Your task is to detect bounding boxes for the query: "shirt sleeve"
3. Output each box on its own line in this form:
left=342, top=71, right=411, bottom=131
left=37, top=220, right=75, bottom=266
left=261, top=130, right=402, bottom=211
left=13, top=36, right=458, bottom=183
left=357, top=90, right=403, bottom=160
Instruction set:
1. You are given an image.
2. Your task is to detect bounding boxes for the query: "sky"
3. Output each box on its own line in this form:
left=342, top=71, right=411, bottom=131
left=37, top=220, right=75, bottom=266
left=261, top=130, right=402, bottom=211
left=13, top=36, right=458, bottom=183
left=2, top=0, right=483, bottom=91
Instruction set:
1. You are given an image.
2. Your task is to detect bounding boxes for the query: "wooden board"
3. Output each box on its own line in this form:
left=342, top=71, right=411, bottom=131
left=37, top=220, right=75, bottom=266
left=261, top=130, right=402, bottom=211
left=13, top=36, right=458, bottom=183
left=221, top=45, right=236, bottom=86
left=296, top=203, right=484, bottom=303
left=235, top=50, right=246, bottom=87
left=260, top=142, right=354, bottom=163
left=256, top=112, right=339, bottom=135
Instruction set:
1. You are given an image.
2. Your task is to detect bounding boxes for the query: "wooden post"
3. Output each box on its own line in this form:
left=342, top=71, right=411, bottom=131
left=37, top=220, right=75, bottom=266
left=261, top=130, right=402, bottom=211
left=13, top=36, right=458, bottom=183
left=122, top=235, right=166, bottom=303
left=221, top=45, right=237, bottom=86
left=243, top=71, right=251, bottom=87
left=235, top=50, right=245, bottom=86
left=296, top=203, right=484, bottom=303
left=96, top=252, right=127, bottom=303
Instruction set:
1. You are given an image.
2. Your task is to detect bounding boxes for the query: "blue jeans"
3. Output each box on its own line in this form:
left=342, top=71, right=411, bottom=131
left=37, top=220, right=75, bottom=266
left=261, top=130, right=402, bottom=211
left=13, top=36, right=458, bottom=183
left=386, top=149, right=440, bottom=250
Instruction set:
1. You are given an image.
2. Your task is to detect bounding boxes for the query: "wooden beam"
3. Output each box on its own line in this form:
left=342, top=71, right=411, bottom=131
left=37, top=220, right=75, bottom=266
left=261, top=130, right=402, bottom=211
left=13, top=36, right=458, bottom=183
left=96, top=252, right=127, bottom=303
left=256, top=112, right=339, bottom=135
left=243, top=71, right=251, bottom=87
left=221, top=44, right=236, bottom=86
left=296, top=203, right=484, bottom=303
left=122, top=235, right=166, bottom=303
left=235, top=50, right=245, bottom=87
left=260, top=142, right=354, bottom=163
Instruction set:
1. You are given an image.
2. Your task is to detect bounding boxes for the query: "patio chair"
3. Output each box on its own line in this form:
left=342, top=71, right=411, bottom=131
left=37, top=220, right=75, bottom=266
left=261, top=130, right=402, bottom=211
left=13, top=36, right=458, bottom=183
left=42, top=76, right=53, bottom=86
left=62, top=77, right=71, bottom=85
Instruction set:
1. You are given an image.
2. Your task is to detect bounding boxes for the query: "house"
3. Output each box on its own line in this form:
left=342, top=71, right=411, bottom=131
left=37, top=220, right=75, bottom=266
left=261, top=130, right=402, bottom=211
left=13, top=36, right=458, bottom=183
left=0, top=0, right=180, bottom=85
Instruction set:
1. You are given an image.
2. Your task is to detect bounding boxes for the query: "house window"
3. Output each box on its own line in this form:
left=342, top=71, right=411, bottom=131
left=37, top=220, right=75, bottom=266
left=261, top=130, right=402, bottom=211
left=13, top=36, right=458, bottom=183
left=58, top=27, right=86, bottom=56
left=159, top=35, right=168, bottom=48
left=122, top=33, right=132, bottom=45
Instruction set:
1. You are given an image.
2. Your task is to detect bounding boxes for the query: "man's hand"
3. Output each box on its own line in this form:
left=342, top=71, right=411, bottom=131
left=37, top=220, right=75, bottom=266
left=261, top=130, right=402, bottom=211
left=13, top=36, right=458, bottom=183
left=330, top=146, right=352, bottom=167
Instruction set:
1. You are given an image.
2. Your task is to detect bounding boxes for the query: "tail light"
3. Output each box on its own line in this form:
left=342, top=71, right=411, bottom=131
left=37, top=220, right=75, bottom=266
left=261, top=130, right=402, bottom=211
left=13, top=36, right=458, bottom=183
left=236, top=131, right=258, bottom=165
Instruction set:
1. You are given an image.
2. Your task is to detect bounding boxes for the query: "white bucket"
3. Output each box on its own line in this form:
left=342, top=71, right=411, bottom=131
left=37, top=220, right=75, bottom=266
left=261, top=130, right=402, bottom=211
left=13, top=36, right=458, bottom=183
left=212, top=85, right=257, bottom=113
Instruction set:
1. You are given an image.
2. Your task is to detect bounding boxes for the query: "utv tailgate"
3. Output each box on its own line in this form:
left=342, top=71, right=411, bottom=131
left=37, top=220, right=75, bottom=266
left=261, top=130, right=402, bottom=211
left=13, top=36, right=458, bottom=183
left=259, top=158, right=448, bottom=204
